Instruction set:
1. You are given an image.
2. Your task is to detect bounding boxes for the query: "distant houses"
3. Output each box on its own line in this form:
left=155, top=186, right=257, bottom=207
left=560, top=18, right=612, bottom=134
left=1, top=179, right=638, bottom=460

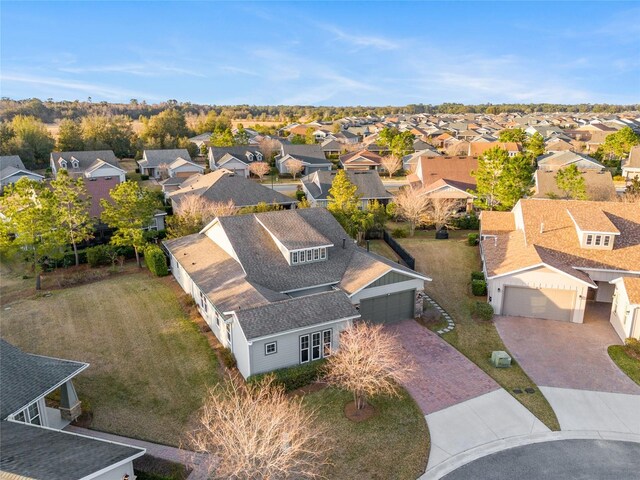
left=0, top=155, right=44, bottom=192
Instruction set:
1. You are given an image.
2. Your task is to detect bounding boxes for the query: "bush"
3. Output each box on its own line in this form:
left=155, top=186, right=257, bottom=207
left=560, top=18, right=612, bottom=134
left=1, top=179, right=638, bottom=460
left=126, top=172, right=142, bottom=182
left=141, top=174, right=150, bottom=181
left=625, top=338, right=640, bottom=356
left=248, top=359, right=327, bottom=392
left=295, top=190, right=306, bottom=201
left=471, top=271, right=485, bottom=281
left=86, top=245, right=115, bottom=267
left=220, top=347, right=236, bottom=369
left=134, top=454, right=190, bottom=480
left=453, top=213, right=480, bottom=230
left=143, top=229, right=167, bottom=243
left=471, top=279, right=487, bottom=296
left=474, top=302, right=494, bottom=321
left=467, top=233, right=479, bottom=246
left=391, top=227, right=408, bottom=238
left=144, top=245, right=168, bottom=276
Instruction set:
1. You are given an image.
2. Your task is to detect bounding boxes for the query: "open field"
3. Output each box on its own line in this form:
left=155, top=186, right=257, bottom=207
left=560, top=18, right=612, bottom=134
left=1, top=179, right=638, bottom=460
left=377, top=228, right=560, bottom=430
left=0, top=271, right=220, bottom=446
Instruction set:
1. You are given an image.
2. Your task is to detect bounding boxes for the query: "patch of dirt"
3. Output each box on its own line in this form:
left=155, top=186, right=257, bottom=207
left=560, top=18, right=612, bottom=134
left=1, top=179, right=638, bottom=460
left=625, top=347, right=640, bottom=362
left=344, top=401, right=376, bottom=422
left=289, top=382, right=328, bottom=397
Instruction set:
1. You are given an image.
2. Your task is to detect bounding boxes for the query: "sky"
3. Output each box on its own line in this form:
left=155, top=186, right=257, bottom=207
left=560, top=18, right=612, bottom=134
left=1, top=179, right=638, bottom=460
left=1, top=1, right=639, bottom=106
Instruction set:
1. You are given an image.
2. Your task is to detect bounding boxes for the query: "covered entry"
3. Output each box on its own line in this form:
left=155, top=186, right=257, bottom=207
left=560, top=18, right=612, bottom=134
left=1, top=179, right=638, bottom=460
left=502, top=286, right=575, bottom=322
left=359, top=290, right=415, bottom=325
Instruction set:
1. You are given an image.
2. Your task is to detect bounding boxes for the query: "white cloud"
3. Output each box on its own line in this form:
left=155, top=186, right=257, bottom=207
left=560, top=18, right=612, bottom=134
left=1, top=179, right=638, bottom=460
left=59, top=62, right=204, bottom=77
left=320, top=24, right=400, bottom=51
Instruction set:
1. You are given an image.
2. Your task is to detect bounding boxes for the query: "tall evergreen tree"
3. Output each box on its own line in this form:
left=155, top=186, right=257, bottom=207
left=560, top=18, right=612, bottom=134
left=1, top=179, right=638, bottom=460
left=555, top=165, right=587, bottom=200
left=327, top=170, right=373, bottom=242
left=57, top=119, right=85, bottom=151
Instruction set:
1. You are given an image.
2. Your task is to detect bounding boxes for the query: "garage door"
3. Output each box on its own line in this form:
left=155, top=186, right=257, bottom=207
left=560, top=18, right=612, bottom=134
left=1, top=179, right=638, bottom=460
left=503, top=286, right=575, bottom=322
left=359, top=290, right=415, bottom=325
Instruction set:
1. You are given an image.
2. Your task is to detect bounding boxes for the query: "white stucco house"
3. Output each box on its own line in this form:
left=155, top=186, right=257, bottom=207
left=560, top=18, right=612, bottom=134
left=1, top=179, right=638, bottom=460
left=163, top=208, right=430, bottom=379
left=480, top=199, right=640, bottom=340
left=610, top=277, right=640, bottom=340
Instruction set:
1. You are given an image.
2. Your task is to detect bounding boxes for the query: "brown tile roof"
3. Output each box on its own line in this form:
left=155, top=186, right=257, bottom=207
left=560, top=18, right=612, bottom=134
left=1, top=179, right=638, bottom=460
left=468, top=142, right=521, bottom=156
left=566, top=205, right=620, bottom=234
left=339, top=249, right=391, bottom=294
left=625, top=145, right=640, bottom=169
left=533, top=170, right=616, bottom=201
left=84, top=177, right=121, bottom=218
left=623, top=277, right=640, bottom=304
left=480, top=211, right=516, bottom=234
left=339, top=149, right=382, bottom=164
left=416, top=156, right=478, bottom=189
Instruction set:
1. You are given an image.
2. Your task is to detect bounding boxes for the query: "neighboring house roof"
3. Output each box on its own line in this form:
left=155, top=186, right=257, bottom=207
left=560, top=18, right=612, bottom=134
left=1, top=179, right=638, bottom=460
left=169, top=170, right=296, bottom=208
left=479, top=211, right=516, bottom=234
left=280, top=144, right=331, bottom=166
left=301, top=171, right=391, bottom=202
left=537, top=151, right=604, bottom=170
left=0, top=340, right=88, bottom=419
left=51, top=150, right=118, bottom=170
left=83, top=158, right=125, bottom=177
left=169, top=157, right=203, bottom=171
left=533, top=170, right=616, bottom=201
left=0, top=155, right=25, bottom=171
left=234, top=291, right=359, bottom=340
left=623, top=145, right=640, bottom=170
left=415, top=155, right=478, bottom=191
left=84, top=176, right=121, bottom=218
left=468, top=142, right=521, bottom=156
left=209, top=146, right=263, bottom=165
left=421, top=178, right=476, bottom=198
left=0, top=421, right=145, bottom=480
left=140, top=149, right=192, bottom=168
left=622, top=277, right=640, bottom=304
left=320, top=138, right=342, bottom=151
left=480, top=199, right=640, bottom=280
left=339, top=149, right=382, bottom=166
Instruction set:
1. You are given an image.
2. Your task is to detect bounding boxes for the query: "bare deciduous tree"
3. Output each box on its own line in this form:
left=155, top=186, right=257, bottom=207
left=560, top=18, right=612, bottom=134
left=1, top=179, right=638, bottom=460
left=286, top=159, right=305, bottom=179
left=393, top=186, right=430, bottom=236
left=424, top=198, right=462, bottom=231
left=167, top=195, right=237, bottom=238
left=380, top=155, right=403, bottom=178
left=157, top=162, right=170, bottom=180
left=324, top=322, right=411, bottom=410
left=189, top=376, right=329, bottom=479
left=249, top=161, right=271, bottom=180
left=259, top=137, right=281, bottom=162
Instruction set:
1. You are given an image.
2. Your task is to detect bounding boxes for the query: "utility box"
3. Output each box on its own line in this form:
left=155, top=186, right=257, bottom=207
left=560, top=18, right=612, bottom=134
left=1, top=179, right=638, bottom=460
left=491, top=351, right=512, bottom=368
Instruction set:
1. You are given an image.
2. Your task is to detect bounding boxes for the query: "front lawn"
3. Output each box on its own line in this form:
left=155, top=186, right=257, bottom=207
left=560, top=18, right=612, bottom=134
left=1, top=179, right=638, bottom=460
left=384, top=228, right=561, bottom=431
left=0, top=271, right=220, bottom=446
left=608, top=345, right=640, bottom=385
left=303, top=387, right=429, bottom=480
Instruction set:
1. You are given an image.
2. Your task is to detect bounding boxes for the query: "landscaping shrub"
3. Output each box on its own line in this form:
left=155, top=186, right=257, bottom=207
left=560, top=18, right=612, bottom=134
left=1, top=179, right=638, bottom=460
left=144, top=245, right=168, bottom=276
left=86, top=245, right=115, bottom=267
left=474, top=302, right=494, bottom=321
left=453, top=213, right=480, bottom=230
left=248, top=359, right=326, bottom=392
left=141, top=174, right=150, bottom=181
left=126, top=172, right=142, bottom=182
left=143, top=229, right=167, bottom=243
left=467, top=233, right=479, bottom=246
left=613, top=175, right=625, bottom=182
left=295, top=189, right=306, bottom=201
left=220, top=347, right=237, bottom=369
left=471, top=271, right=485, bottom=281
left=471, top=279, right=487, bottom=296
left=625, top=338, right=640, bottom=356
left=391, top=227, right=408, bottom=238
left=134, top=454, right=190, bottom=480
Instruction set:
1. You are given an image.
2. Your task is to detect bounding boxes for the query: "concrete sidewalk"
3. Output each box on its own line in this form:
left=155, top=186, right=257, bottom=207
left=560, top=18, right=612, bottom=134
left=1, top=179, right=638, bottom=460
left=64, top=426, right=213, bottom=480
left=424, top=389, right=549, bottom=472
left=540, top=386, right=640, bottom=435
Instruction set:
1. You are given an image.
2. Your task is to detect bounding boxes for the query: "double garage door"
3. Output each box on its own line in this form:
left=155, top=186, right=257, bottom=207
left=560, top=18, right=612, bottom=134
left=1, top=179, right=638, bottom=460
left=359, top=290, right=415, bottom=325
left=502, top=286, right=575, bottom=322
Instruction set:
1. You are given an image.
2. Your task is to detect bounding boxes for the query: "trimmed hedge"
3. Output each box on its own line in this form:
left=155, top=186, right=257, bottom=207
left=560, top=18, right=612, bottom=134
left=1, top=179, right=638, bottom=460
left=471, top=279, right=487, bottom=296
left=467, top=233, right=479, bottom=246
left=471, top=271, right=485, bottom=281
left=144, top=245, right=168, bottom=276
left=248, top=359, right=327, bottom=392
left=474, top=302, right=494, bottom=321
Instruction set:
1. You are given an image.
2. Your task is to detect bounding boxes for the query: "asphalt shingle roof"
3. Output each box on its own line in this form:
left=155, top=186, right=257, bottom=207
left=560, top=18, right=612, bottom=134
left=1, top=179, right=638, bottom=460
left=0, top=421, right=144, bottom=480
left=301, top=171, right=391, bottom=201
left=141, top=149, right=192, bottom=168
left=51, top=151, right=119, bottom=173
left=0, top=340, right=88, bottom=419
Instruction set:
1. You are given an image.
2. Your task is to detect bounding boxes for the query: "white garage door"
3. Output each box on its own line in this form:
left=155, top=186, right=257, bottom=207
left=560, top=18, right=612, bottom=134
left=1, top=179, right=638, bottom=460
left=503, top=286, right=575, bottom=322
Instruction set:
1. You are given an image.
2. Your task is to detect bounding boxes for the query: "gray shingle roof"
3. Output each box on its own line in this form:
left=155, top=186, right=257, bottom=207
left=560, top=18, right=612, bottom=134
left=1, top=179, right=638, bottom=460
left=0, top=421, right=144, bottom=480
left=255, top=210, right=333, bottom=250
left=281, top=144, right=331, bottom=165
left=301, top=171, right=391, bottom=202
left=51, top=151, right=119, bottom=172
left=0, top=155, right=25, bottom=171
left=209, top=146, right=263, bottom=164
left=141, top=149, right=192, bottom=168
left=235, top=290, right=359, bottom=340
left=0, top=340, right=88, bottom=419
left=169, top=170, right=296, bottom=208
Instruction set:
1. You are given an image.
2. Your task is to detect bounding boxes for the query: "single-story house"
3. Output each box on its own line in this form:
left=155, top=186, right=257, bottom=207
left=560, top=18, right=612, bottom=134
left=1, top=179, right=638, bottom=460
left=468, top=141, right=522, bottom=157
left=410, top=155, right=478, bottom=207
left=480, top=199, right=640, bottom=339
left=168, top=169, right=297, bottom=212
left=276, top=145, right=333, bottom=176
left=0, top=155, right=44, bottom=192
left=208, top=146, right=266, bottom=178
left=0, top=339, right=145, bottom=480
left=622, top=145, right=640, bottom=180
left=537, top=151, right=604, bottom=171
left=533, top=169, right=616, bottom=201
left=138, top=149, right=192, bottom=179
left=167, top=157, right=204, bottom=178
left=301, top=170, right=392, bottom=208
left=188, top=132, right=212, bottom=150
left=163, top=208, right=430, bottom=378
left=609, top=277, right=640, bottom=340
left=50, top=150, right=126, bottom=182
left=320, top=138, right=342, bottom=158
left=339, top=149, right=382, bottom=171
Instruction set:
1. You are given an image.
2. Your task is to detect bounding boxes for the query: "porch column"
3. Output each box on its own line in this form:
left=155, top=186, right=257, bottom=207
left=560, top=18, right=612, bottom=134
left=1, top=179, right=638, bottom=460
left=59, top=380, right=82, bottom=421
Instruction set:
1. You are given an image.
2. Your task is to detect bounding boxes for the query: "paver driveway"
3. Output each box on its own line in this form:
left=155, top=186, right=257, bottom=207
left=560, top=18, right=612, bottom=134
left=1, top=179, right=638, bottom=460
left=495, top=310, right=639, bottom=394
left=385, top=320, right=498, bottom=415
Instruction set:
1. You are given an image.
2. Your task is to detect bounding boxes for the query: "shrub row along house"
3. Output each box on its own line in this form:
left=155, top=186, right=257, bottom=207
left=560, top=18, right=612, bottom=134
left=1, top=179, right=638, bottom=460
left=163, top=208, right=430, bottom=378
left=480, top=199, right=640, bottom=340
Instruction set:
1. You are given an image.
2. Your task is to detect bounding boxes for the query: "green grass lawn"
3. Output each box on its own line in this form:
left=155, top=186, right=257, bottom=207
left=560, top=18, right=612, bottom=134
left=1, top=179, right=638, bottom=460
left=0, top=271, right=220, bottom=446
left=385, top=228, right=560, bottom=431
left=303, top=388, right=429, bottom=480
left=608, top=346, right=640, bottom=386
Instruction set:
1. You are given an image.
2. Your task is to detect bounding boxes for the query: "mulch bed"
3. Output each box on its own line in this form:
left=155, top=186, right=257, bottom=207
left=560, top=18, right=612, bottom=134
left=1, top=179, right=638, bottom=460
left=344, top=401, right=377, bottom=422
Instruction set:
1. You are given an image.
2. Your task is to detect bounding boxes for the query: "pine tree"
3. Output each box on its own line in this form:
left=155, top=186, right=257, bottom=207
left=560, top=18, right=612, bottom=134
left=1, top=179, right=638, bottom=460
left=555, top=165, right=587, bottom=200
left=327, top=170, right=372, bottom=242
left=57, top=119, right=85, bottom=151
left=472, top=146, right=509, bottom=210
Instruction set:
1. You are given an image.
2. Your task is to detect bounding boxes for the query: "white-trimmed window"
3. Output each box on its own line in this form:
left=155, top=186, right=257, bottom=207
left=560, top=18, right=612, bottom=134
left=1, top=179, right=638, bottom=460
left=586, top=234, right=593, bottom=245
left=306, top=250, right=313, bottom=262
left=292, top=251, right=299, bottom=264
left=71, top=159, right=79, bottom=168
left=265, top=342, right=277, bottom=355
left=15, top=402, right=41, bottom=426
left=300, top=335, right=310, bottom=363
left=323, top=329, right=332, bottom=356
left=314, top=249, right=320, bottom=261
left=226, top=324, right=232, bottom=347
left=199, top=291, right=208, bottom=313
left=311, top=332, right=321, bottom=360
left=60, top=160, right=67, bottom=169
left=603, top=235, right=610, bottom=247
left=216, top=313, right=220, bottom=327
left=320, top=248, right=327, bottom=260
left=595, top=235, right=602, bottom=246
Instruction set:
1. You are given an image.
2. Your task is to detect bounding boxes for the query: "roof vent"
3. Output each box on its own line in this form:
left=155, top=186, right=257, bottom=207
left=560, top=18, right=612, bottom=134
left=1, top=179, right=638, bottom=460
left=540, top=222, right=544, bottom=234
left=342, top=238, right=346, bottom=249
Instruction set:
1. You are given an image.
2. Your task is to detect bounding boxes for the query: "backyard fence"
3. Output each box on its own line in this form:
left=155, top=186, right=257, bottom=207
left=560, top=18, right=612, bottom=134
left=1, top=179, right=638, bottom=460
left=382, top=230, right=416, bottom=270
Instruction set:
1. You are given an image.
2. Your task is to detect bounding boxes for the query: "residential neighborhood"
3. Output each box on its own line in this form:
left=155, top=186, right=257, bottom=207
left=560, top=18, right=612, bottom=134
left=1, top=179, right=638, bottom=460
left=1, top=2, right=639, bottom=480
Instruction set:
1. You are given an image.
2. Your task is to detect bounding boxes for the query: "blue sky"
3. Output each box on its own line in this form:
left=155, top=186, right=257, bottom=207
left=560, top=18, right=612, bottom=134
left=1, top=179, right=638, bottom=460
left=1, top=1, right=639, bottom=106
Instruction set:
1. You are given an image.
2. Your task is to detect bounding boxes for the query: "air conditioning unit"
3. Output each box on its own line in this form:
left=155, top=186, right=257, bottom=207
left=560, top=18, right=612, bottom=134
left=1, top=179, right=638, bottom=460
left=491, top=350, right=512, bottom=368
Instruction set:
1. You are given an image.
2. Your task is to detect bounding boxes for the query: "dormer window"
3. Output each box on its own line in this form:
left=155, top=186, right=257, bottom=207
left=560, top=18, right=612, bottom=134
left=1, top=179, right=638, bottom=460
left=59, top=159, right=67, bottom=169
left=256, top=152, right=263, bottom=161
left=71, top=160, right=79, bottom=168
left=567, top=208, right=619, bottom=251
left=246, top=152, right=255, bottom=162
left=290, top=247, right=327, bottom=265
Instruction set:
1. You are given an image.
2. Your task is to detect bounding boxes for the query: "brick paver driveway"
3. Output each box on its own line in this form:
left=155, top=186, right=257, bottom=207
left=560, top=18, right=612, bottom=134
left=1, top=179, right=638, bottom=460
left=386, top=320, right=498, bottom=414
left=495, top=304, right=640, bottom=394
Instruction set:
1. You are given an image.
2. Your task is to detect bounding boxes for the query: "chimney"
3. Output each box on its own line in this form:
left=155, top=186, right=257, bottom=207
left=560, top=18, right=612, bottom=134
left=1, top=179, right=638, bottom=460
left=342, top=238, right=346, bottom=249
